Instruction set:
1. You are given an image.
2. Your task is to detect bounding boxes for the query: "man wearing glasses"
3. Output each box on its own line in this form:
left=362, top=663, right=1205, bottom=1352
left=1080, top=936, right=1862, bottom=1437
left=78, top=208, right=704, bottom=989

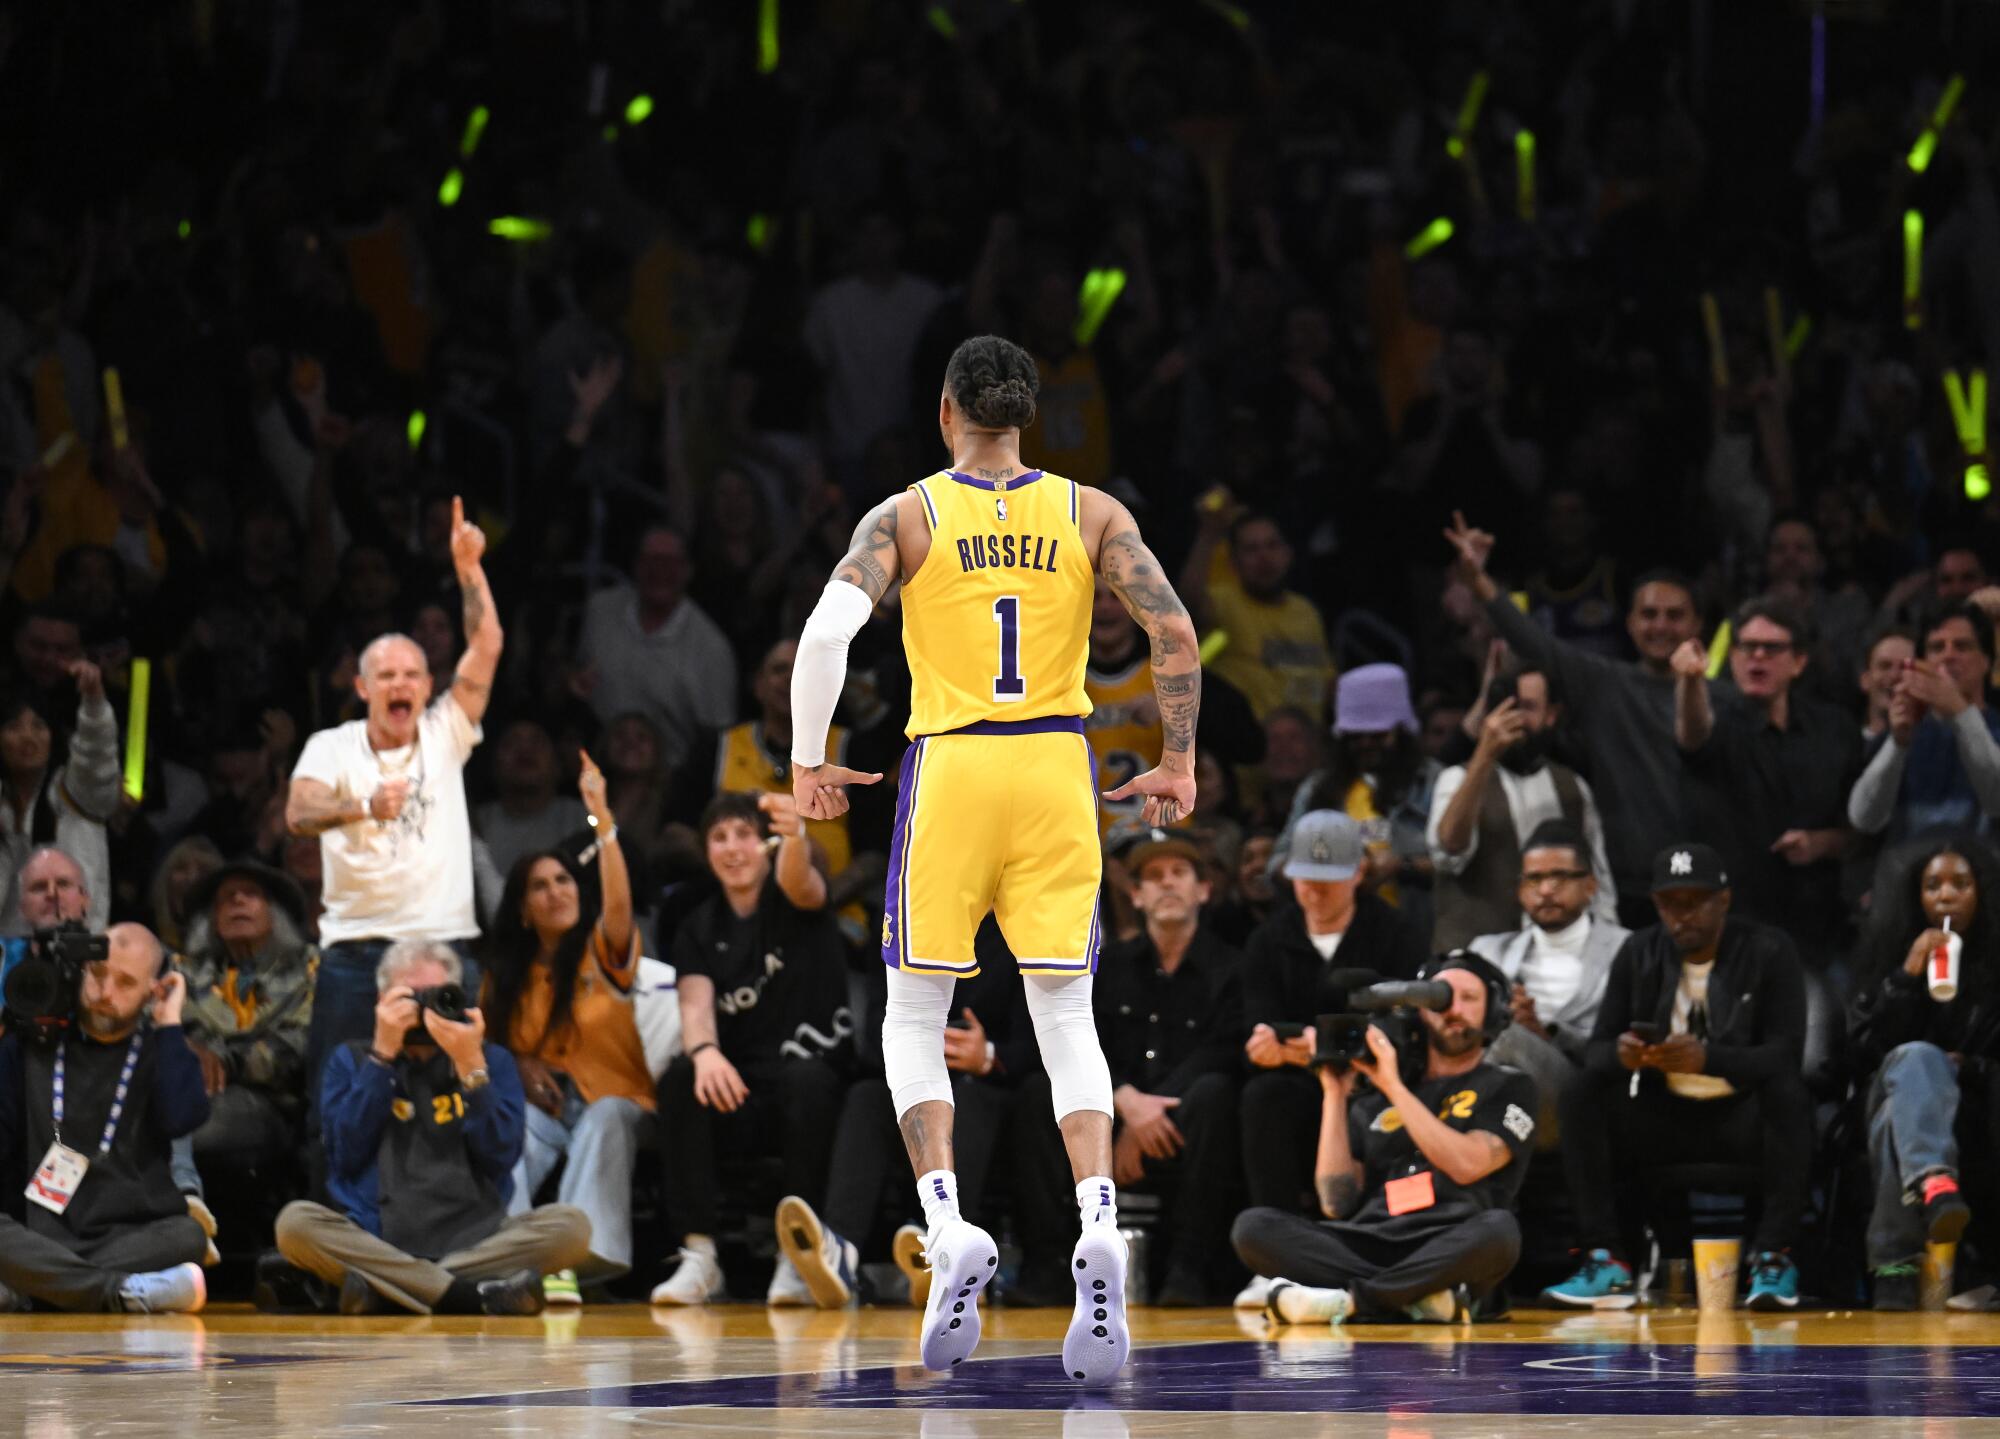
left=1672, top=596, right=1863, bottom=954
left=1469, top=820, right=1629, bottom=1148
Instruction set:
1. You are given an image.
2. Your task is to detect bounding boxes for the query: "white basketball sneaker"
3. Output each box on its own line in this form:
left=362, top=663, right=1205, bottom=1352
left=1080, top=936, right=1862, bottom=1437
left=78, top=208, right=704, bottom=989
left=1062, top=1225, right=1129, bottom=1385
left=919, top=1217, right=999, bottom=1371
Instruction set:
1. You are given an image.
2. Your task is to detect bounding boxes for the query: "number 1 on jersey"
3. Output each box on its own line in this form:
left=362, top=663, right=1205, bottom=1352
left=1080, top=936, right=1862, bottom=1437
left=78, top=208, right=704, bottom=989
left=993, top=595, right=1025, bottom=701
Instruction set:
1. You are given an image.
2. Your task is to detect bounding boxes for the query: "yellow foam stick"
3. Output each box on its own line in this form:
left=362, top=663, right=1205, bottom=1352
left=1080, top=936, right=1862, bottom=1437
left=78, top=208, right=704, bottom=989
left=1510, top=591, right=1530, bottom=614
left=124, top=659, right=150, bottom=802
left=103, top=368, right=129, bottom=451
left=1198, top=630, right=1230, bottom=665
left=1706, top=620, right=1732, bottom=680
left=1699, top=294, right=1729, bottom=390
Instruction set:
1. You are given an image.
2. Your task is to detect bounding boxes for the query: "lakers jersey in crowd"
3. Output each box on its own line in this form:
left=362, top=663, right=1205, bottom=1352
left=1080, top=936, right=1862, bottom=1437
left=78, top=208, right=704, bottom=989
left=1084, top=655, right=1161, bottom=837
left=883, top=469, right=1104, bottom=976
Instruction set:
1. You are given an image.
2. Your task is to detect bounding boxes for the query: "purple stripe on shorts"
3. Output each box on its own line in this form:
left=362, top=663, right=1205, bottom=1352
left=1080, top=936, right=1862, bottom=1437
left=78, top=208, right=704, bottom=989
left=880, top=740, right=924, bottom=969
left=936, top=716, right=1086, bottom=738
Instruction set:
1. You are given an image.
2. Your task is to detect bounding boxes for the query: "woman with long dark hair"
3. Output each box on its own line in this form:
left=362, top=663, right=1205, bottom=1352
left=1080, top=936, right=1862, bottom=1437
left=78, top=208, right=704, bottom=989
left=1848, top=836, right=2000, bottom=1309
left=483, top=751, right=648, bottom=1301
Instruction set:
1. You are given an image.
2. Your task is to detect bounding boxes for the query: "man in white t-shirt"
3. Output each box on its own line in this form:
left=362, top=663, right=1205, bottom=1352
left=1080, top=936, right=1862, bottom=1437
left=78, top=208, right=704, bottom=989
left=287, top=497, right=503, bottom=1119
left=1469, top=819, right=1630, bottom=1149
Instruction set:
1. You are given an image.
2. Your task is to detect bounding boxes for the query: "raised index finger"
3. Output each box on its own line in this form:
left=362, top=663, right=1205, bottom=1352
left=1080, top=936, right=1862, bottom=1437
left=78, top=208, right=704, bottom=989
left=451, top=495, right=465, bottom=529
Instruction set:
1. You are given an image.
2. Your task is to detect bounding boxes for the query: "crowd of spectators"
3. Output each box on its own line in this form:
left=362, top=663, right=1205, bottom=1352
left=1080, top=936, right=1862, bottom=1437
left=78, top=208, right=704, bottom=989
left=3, top=0, right=2000, bottom=1317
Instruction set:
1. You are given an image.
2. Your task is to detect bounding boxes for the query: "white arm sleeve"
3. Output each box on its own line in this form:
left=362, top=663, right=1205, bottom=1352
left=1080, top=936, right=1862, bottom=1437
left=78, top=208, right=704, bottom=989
left=791, top=581, right=876, bottom=767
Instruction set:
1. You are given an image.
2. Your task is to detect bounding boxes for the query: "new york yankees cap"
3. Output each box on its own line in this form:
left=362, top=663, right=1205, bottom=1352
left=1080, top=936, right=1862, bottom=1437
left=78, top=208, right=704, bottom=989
left=1649, top=842, right=1729, bottom=894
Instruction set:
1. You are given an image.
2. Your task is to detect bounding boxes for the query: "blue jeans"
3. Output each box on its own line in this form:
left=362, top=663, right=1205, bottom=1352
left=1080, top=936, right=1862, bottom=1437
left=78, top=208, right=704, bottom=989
left=304, top=939, right=481, bottom=1129
left=1867, top=1041, right=1961, bottom=1267
left=508, top=1091, right=648, bottom=1276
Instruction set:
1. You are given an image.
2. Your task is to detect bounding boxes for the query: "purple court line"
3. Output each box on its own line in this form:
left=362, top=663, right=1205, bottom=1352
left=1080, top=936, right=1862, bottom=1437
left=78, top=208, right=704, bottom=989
left=408, top=1339, right=2000, bottom=1417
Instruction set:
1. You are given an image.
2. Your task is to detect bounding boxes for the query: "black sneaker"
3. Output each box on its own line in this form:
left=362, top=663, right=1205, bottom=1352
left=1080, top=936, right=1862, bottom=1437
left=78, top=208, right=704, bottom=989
left=1923, top=1177, right=1972, bottom=1246
left=1872, top=1262, right=1919, bottom=1312
left=477, top=1267, right=548, bottom=1316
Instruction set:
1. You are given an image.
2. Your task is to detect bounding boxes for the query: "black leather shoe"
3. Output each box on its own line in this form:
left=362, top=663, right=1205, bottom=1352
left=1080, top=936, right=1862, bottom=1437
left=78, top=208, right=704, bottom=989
left=253, top=1252, right=333, bottom=1314
left=477, top=1267, right=548, bottom=1316
left=340, top=1271, right=389, bottom=1316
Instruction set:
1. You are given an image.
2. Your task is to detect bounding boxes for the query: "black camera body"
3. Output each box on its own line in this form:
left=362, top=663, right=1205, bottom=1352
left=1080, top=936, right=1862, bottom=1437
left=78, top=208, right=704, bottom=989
left=404, top=982, right=470, bottom=1047
left=1, top=924, right=112, bottom=1045
left=1313, top=977, right=1453, bottom=1090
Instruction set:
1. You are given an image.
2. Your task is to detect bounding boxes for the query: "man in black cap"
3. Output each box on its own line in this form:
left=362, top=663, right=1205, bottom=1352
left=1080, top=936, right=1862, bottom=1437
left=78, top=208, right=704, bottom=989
left=173, top=859, right=317, bottom=1195
left=1232, top=953, right=1536, bottom=1325
left=1015, top=828, right=1246, bottom=1306
left=1541, top=842, right=1811, bottom=1311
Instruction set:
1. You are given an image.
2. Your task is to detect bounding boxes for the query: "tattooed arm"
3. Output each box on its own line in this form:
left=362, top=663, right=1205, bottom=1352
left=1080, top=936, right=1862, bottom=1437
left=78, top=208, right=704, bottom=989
left=447, top=496, right=504, bottom=726
left=832, top=493, right=909, bottom=602
left=1314, top=1066, right=1365, bottom=1219
left=1093, top=494, right=1202, bottom=822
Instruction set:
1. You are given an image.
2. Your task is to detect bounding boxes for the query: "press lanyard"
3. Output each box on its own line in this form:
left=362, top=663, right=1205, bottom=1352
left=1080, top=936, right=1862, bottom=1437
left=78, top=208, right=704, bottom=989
left=53, top=1029, right=146, bottom=1158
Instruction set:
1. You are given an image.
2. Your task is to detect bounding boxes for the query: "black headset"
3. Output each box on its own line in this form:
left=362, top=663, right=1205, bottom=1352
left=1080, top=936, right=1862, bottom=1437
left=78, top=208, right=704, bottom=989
left=1419, top=950, right=1512, bottom=1044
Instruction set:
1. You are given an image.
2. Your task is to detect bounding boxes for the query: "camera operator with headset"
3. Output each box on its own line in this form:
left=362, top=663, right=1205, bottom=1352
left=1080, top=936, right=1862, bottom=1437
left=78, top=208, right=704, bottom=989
left=1231, top=952, right=1538, bottom=1325
left=268, top=938, right=590, bottom=1315
left=0, top=922, right=213, bottom=1312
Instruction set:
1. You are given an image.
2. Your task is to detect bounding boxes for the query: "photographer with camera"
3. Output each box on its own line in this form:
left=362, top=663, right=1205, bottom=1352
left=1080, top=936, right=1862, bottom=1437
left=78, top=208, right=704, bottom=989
left=270, top=939, right=589, bottom=1315
left=1239, top=812, right=1425, bottom=1221
left=0, top=923, right=212, bottom=1312
left=1232, top=953, right=1536, bottom=1324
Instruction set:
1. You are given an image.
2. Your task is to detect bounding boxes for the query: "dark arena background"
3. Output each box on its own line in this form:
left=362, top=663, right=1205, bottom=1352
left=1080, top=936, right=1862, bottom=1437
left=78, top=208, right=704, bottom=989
left=6, top=0, right=2000, bottom=1434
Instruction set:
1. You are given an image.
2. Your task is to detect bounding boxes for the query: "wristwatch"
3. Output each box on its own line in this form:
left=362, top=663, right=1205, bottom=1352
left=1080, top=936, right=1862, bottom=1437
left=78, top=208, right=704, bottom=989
left=460, top=1067, right=491, bottom=1093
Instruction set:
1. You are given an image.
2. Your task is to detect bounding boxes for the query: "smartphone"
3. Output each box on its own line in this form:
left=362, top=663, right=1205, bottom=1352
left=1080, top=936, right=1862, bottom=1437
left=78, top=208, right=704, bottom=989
left=1630, top=1022, right=1665, bottom=1044
left=1271, top=1021, right=1308, bottom=1041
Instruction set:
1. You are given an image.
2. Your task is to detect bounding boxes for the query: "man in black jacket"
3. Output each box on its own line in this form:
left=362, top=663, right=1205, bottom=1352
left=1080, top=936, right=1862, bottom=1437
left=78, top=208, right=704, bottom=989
left=1542, top=843, right=1811, bottom=1312
left=1238, top=812, right=1426, bottom=1228
left=0, top=923, right=211, bottom=1312
left=1014, top=829, right=1245, bottom=1305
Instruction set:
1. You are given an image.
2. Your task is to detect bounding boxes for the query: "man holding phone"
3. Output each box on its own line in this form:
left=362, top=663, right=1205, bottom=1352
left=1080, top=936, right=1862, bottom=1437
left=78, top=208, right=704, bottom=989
left=1542, top=843, right=1811, bottom=1311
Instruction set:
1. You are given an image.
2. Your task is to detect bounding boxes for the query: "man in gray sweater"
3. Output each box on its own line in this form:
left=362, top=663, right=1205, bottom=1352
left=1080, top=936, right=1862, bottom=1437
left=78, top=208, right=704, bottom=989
left=1445, top=514, right=1699, bottom=928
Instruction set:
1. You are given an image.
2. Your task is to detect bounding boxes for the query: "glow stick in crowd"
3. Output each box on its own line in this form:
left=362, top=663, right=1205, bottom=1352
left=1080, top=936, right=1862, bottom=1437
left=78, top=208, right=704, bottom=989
left=1404, top=218, right=1454, bottom=260
left=103, top=368, right=129, bottom=451
left=1446, top=71, right=1489, bottom=160
left=124, top=659, right=150, bottom=803
left=1515, top=130, right=1535, bottom=222
left=1905, top=210, right=1924, bottom=329
left=758, top=0, right=779, bottom=73
left=1074, top=268, right=1127, bottom=347
left=1907, top=74, right=1965, bottom=174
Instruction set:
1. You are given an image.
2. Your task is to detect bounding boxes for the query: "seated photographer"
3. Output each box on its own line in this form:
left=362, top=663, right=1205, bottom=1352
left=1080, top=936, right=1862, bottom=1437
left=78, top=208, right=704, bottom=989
left=1468, top=820, right=1630, bottom=1146
left=1016, top=828, right=1245, bottom=1305
left=651, top=791, right=851, bottom=1307
left=1846, top=839, right=2000, bottom=1310
left=1240, top=812, right=1425, bottom=1217
left=174, top=860, right=316, bottom=1188
left=484, top=753, right=649, bottom=1299
left=272, top=939, right=588, bottom=1315
left=1232, top=954, right=1535, bottom=1324
left=0, top=923, right=212, bottom=1312
left=1543, top=842, right=1811, bottom=1311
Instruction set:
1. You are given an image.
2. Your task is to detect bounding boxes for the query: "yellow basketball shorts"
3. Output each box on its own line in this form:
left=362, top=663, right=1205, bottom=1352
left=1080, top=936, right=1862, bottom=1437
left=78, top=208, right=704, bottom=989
left=880, top=717, right=1104, bottom=977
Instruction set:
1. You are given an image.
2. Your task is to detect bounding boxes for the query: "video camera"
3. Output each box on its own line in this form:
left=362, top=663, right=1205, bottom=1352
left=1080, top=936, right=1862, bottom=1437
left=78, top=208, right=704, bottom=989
left=1, top=923, right=112, bottom=1045
left=1312, top=968, right=1451, bottom=1090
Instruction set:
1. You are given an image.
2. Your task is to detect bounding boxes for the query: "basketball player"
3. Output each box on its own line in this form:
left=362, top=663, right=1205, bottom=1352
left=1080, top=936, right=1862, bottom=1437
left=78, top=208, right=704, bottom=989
left=789, top=336, right=1200, bottom=1383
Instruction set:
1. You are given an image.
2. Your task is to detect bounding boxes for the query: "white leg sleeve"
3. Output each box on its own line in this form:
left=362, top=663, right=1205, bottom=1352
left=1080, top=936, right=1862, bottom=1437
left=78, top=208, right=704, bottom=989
left=1024, top=971, right=1113, bottom=1121
left=790, top=581, right=876, bottom=767
left=883, top=967, right=957, bottom=1117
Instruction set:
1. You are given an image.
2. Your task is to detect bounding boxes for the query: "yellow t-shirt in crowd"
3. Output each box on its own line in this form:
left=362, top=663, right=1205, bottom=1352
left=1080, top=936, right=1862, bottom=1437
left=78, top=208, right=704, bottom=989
left=1208, top=579, right=1335, bottom=725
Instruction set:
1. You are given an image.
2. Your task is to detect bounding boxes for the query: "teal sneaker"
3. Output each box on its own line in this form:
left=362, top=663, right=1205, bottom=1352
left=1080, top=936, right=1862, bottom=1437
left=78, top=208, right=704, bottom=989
left=1539, top=1249, right=1635, bottom=1310
left=1744, top=1251, right=1799, bottom=1311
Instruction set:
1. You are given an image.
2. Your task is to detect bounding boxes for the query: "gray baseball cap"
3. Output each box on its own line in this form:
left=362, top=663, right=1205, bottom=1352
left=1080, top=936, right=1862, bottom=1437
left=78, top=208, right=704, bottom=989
left=1283, top=810, right=1365, bottom=882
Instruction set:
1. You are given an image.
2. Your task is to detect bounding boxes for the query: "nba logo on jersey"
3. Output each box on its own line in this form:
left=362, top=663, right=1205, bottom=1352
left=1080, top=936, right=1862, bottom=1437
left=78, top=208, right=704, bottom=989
left=996, top=496, right=1009, bottom=521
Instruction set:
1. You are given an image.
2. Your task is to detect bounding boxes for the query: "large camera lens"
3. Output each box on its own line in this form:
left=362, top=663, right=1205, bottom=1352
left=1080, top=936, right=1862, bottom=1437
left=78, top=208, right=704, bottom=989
left=413, top=983, right=469, bottom=1024
left=2, top=955, right=61, bottom=1018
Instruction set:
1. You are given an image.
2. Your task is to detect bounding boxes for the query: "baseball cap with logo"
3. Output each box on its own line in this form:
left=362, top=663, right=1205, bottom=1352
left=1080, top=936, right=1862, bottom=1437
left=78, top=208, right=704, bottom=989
left=1122, top=826, right=1204, bottom=876
left=1649, top=842, right=1729, bottom=894
left=1283, top=811, right=1365, bottom=882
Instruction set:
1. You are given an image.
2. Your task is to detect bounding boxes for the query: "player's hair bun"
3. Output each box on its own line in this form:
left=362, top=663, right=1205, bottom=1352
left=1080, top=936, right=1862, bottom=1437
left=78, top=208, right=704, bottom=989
left=945, top=335, right=1040, bottom=430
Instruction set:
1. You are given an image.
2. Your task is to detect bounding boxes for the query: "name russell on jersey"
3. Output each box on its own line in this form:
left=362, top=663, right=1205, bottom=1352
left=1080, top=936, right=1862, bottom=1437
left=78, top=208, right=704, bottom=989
left=953, top=533, right=1061, bottom=574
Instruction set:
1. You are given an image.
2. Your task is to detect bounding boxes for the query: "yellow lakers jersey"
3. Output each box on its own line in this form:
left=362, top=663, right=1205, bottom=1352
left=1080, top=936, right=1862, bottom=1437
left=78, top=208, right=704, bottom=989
left=715, top=721, right=853, bottom=874
left=1084, top=656, right=1161, bottom=835
left=901, top=469, right=1095, bottom=737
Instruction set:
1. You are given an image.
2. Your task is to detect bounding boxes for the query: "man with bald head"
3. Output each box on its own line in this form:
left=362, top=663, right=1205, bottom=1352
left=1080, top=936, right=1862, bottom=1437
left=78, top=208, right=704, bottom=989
left=0, top=923, right=213, bottom=1311
left=289, top=499, right=503, bottom=1114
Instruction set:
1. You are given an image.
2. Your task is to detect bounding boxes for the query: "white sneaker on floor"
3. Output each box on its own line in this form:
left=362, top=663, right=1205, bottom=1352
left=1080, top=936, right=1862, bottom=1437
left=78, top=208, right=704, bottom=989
left=919, top=1217, right=1000, bottom=1371
left=766, top=1251, right=813, bottom=1307
left=1405, top=1287, right=1461, bottom=1323
left=893, top=1223, right=932, bottom=1309
left=651, top=1247, right=725, bottom=1306
left=1062, top=1225, right=1129, bottom=1386
left=776, top=1195, right=858, bottom=1309
left=1264, top=1278, right=1353, bottom=1325
left=120, top=1262, right=207, bottom=1314
left=1234, top=1274, right=1274, bottom=1309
